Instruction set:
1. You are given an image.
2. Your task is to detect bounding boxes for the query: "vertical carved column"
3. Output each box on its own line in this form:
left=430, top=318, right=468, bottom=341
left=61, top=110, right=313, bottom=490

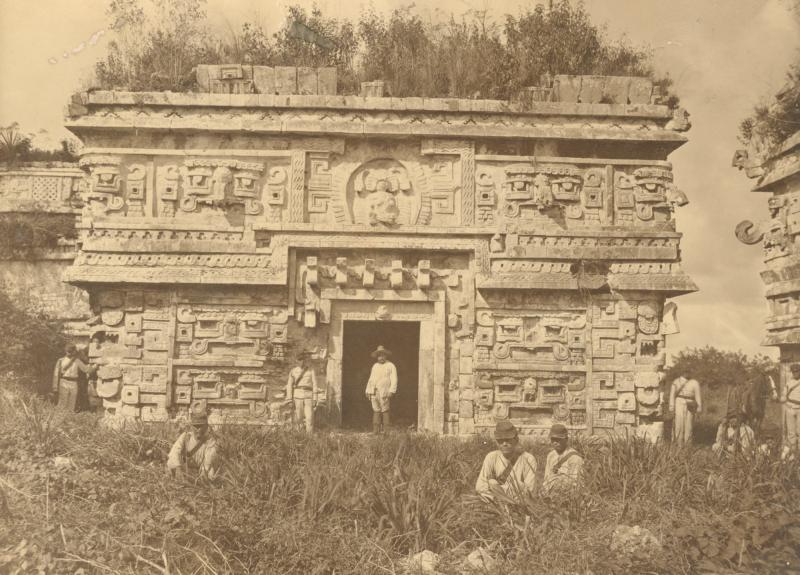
left=289, top=150, right=306, bottom=222
left=421, top=139, right=476, bottom=226
left=462, top=142, right=475, bottom=226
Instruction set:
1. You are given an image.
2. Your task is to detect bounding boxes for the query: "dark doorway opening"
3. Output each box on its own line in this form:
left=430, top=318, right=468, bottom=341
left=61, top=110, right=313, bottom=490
left=341, top=321, right=420, bottom=431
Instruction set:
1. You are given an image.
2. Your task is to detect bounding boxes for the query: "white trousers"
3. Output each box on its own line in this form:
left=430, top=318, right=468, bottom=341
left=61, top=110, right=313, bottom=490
left=673, top=397, right=694, bottom=445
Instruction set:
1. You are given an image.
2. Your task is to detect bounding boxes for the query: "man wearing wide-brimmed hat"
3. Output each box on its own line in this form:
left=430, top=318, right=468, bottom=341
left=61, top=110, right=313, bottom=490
left=285, top=349, right=320, bottom=432
left=475, top=421, right=538, bottom=501
left=365, top=345, right=397, bottom=434
left=166, top=411, right=220, bottom=481
left=542, top=423, right=584, bottom=495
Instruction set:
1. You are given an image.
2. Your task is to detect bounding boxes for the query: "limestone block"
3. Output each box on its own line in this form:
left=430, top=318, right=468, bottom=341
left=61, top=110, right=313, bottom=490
left=140, top=393, right=167, bottom=408
left=121, top=385, right=139, bottom=405
left=459, top=356, right=473, bottom=375
left=459, top=400, right=474, bottom=419
left=141, top=407, right=169, bottom=422
left=317, top=68, right=337, bottom=95
left=275, top=67, right=297, bottom=95
left=602, top=77, right=631, bottom=104
left=579, top=76, right=605, bottom=104
left=628, top=78, right=653, bottom=104
left=617, top=392, right=636, bottom=412
left=253, top=67, right=276, bottom=94
left=175, top=386, right=192, bottom=405
left=195, top=65, right=214, bottom=92
left=297, top=67, right=317, bottom=95
left=120, top=404, right=140, bottom=418
left=460, top=340, right=474, bottom=357
left=553, top=75, right=582, bottom=102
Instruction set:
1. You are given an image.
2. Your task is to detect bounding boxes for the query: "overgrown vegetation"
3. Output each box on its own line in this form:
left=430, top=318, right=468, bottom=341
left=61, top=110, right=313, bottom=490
left=0, top=382, right=797, bottom=574
left=0, top=123, right=78, bottom=167
left=0, top=295, right=66, bottom=394
left=94, top=0, right=677, bottom=102
left=0, top=213, right=77, bottom=260
left=739, top=2, right=800, bottom=151
left=739, top=61, right=800, bottom=153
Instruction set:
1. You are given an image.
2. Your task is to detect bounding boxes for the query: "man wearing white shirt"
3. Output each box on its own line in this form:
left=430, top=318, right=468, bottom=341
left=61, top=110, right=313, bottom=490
left=286, top=350, right=319, bottom=432
left=365, top=345, right=397, bottom=434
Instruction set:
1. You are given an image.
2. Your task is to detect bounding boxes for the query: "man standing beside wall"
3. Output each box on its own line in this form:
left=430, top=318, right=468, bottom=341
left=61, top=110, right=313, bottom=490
left=670, top=374, right=702, bottom=444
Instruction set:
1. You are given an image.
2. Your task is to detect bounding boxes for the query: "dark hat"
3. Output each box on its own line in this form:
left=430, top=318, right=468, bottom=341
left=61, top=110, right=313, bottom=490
left=191, top=412, right=209, bottom=425
left=371, top=345, right=392, bottom=358
left=549, top=423, right=569, bottom=439
left=494, top=420, right=518, bottom=440
left=297, top=349, right=313, bottom=359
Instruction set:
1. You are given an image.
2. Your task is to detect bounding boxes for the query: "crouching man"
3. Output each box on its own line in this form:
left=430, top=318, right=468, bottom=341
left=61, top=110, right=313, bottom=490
left=542, top=424, right=584, bottom=495
left=476, top=421, right=538, bottom=501
left=167, top=412, right=220, bottom=481
left=712, top=411, right=755, bottom=457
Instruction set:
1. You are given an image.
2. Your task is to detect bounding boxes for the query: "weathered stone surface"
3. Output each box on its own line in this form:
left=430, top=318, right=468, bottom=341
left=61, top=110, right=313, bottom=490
left=56, top=72, right=693, bottom=432
left=735, top=130, right=800, bottom=399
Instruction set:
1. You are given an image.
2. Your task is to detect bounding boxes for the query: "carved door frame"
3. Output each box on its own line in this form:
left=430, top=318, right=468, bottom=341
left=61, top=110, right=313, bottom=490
left=326, top=296, right=446, bottom=433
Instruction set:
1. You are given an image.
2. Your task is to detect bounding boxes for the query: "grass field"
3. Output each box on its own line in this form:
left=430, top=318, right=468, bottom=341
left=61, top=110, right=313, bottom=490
left=1, top=382, right=799, bottom=575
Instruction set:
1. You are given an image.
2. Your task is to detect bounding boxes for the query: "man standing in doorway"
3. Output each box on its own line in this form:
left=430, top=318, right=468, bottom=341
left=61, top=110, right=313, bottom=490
left=670, top=374, right=702, bottom=445
left=365, top=345, right=397, bottom=434
left=286, top=350, right=319, bottom=432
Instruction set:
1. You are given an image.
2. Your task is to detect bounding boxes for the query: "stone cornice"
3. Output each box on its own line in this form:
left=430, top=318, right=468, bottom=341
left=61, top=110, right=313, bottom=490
left=72, top=90, right=675, bottom=118
left=65, top=91, right=687, bottom=149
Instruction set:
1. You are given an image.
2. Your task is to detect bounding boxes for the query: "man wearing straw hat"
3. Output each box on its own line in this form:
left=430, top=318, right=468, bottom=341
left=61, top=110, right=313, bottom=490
left=475, top=420, right=538, bottom=501
left=365, top=345, right=397, bottom=434
left=166, top=411, right=220, bottom=481
left=542, top=423, right=584, bottom=495
left=285, top=349, right=320, bottom=432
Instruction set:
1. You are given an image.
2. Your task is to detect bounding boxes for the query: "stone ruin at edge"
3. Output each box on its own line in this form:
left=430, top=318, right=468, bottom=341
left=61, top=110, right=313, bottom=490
left=20, top=66, right=698, bottom=436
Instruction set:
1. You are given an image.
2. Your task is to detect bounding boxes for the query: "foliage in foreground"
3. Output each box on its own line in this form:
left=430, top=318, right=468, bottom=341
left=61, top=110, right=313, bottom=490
left=95, top=0, right=677, bottom=103
left=1, top=384, right=799, bottom=574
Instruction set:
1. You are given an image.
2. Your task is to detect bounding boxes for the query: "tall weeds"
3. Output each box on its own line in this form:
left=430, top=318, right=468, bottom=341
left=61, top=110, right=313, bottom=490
left=2, top=382, right=799, bottom=574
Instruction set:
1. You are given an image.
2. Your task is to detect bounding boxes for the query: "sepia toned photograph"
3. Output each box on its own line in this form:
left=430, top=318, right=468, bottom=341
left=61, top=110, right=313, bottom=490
left=1, top=0, right=799, bottom=572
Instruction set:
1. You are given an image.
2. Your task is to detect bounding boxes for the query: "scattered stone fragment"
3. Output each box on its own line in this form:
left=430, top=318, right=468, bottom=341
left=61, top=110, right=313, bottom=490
left=610, top=524, right=662, bottom=556
left=462, top=547, right=498, bottom=572
left=405, top=550, right=440, bottom=573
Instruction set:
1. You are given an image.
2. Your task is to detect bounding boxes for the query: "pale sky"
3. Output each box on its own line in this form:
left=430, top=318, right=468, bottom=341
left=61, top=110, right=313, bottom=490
left=1, top=0, right=798, bottom=359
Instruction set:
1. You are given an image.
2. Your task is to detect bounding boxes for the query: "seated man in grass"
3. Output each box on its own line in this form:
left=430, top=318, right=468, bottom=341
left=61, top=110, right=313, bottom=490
left=712, top=410, right=755, bottom=457
left=475, top=421, right=538, bottom=501
left=542, top=423, right=584, bottom=495
left=167, top=412, right=220, bottom=481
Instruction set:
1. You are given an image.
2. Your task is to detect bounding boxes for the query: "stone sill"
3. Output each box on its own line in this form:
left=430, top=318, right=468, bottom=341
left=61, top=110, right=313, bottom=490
left=75, top=90, right=674, bottom=119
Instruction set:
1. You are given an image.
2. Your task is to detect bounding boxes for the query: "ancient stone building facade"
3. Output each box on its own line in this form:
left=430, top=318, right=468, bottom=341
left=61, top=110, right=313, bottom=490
left=63, top=66, right=695, bottom=435
left=735, top=131, right=800, bottom=385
